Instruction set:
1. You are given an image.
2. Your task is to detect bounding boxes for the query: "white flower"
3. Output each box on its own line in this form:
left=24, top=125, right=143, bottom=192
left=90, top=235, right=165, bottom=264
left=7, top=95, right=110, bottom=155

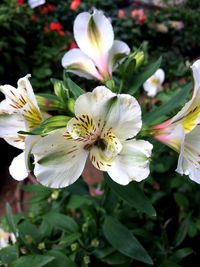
left=152, top=60, right=200, bottom=183
left=61, top=10, right=130, bottom=81
left=28, top=0, right=46, bottom=8
left=0, top=75, right=43, bottom=181
left=32, top=86, right=153, bottom=188
left=143, top=68, right=165, bottom=97
left=0, top=228, right=16, bottom=249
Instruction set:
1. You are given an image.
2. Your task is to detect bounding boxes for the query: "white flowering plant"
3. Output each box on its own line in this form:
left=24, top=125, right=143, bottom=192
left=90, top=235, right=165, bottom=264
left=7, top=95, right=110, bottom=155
left=0, top=8, right=199, bottom=267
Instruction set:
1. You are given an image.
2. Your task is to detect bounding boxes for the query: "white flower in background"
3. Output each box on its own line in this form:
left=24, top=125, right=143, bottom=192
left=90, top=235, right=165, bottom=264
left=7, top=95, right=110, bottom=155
left=143, top=68, right=165, bottom=97
left=32, top=86, right=153, bottom=188
left=0, top=228, right=16, bottom=249
left=152, top=60, right=200, bottom=183
left=28, top=0, right=46, bottom=8
left=0, top=75, right=43, bottom=181
left=62, top=9, right=130, bottom=82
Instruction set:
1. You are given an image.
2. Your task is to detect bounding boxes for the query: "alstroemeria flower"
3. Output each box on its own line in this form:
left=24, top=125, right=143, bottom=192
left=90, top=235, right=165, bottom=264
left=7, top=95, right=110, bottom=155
left=0, top=75, right=43, bottom=181
left=61, top=10, right=130, bottom=82
left=143, top=68, right=165, bottom=97
left=0, top=228, right=16, bottom=250
left=152, top=60, right=200, bottom=183
left=32, top=86, right=152, bottom=188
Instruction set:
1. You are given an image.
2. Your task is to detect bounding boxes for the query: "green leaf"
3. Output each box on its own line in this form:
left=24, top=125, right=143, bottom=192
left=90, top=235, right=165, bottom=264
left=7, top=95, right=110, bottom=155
left=59, top=232, right=81, bottom=247
left=63, top=72, right=84, bottom=99
left=67, top=195, right=92, bottom=209
left=127, top=57, right=162, bottom=94
left=44, top=212, right=78, bottom=233
left=0, top=245, right=18, bottom=264
left=18, top=221, right=40, bottom=244
left=170, top=247, right=193, bottom=263
left=143, top=82, right=192, bottom=125
left=5, top=203, right=17, bottom=235
left=105, top=174, right=156, bottom=216
left=19, top=116, right=70, bottom=136
left=103, top=251, right=131, bottom=265
left=174, top=216, right=191, bottom=247
left=103, top=216, right=153, bottom=265
left=9, top=255, right=55, bottom=267
left=45, top=250, right=77, bottom=267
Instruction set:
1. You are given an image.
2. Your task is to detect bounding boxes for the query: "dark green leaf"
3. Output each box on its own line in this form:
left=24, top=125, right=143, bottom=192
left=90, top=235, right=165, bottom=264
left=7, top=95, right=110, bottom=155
left=9, top=255, right=54, bottom=267
left=45, top=250, right=77, bottom=267
left=143, top=82, right=192, bottom=125
left=105, top=174, right=156, bottom=216
left=170, top=247, right=193, bottom=263
left=5, top=203, right=17, bottom=235
left=44, top=212, right=78, bottom=233
left=174, top=216, right=191, bottom=247
left=104, top=251, right=131, bottom=265
left=63, top=72, right=84, bottom=99
left=59, top=232, right=81, bottom=247
left=0, top=245, right=18, bottom=264
left=103, top=216, right=153, bottom=265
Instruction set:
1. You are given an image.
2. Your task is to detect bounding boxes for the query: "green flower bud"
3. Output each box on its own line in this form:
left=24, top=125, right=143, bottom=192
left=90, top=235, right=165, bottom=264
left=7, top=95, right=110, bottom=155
left=83, top=255, right=91, bottom=265
left=130, top=50, right=144, bottom=68
left=71, top=242, right=79, bottom=252
left=91, top=238, right=99, bottom=247
left=38, top=242, right=45, bottom=250
left=67, top=98, right=75, bottom=114
left=51, top=190, right=59, bottom=200
left=82, top=223, right=88, bottom=233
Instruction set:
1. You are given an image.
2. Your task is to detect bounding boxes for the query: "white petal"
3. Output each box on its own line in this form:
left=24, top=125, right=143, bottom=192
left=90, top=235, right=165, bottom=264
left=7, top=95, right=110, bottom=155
left=0, top=99, right=13, bottom=114
left=176, top=125, right=200, bottom=183
left=155, top=68, right=165, bottom=84
left=0, top=114, right=26, bottom=149
left=107, top=139, right=153, bottom=185
left=0, top=75, right=41, bottom=122
left=74, top=10, right=114, bottom=66
left=108, top=40, right=130, bottom=73
left=61, top=49, right=103, bottom=80
left=28, top=0, right=46, bottom=8
left=172, top=60, right=200, bottom=123
left=32, top=129, right=88, bottom=188
left=103, top=93, right=142, bottom=140
left=9, top=152, right=28, bottom=181
left=17, top=74, right=40, bottom=112
left=191, top=59, right=200, bottom=91
left=143, top=82, right=158, bottom=97
left=74, top=86, right=116, bottom=127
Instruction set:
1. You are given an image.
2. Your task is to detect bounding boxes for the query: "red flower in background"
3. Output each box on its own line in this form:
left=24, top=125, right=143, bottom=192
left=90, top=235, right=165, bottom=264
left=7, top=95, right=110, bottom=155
left=17, top=0, right=24, bottom=5
left=45, top=22, right=65, bottom=36
left=50, top=22, right=63, bottom=31
left=70, top=0, right=80, bottom=11
left=131, top=9, right=146, bottom=25
left=118, top=9, right=126, bottom=19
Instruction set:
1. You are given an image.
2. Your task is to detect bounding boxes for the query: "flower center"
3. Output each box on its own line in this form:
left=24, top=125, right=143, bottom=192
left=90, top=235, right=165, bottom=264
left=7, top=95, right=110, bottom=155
left=65, top=114, right=122, bottom=171
left=150, top=77, right=160, bottom=86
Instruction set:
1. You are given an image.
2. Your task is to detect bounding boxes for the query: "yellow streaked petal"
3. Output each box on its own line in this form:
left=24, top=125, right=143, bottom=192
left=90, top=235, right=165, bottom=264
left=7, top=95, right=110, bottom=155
left=181, top=105, right=200, bottom=133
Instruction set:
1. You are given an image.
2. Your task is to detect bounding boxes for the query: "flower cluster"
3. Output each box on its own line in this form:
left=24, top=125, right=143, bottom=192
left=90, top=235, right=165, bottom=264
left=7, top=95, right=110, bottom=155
left=0, top=9, right=199, bottom=190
